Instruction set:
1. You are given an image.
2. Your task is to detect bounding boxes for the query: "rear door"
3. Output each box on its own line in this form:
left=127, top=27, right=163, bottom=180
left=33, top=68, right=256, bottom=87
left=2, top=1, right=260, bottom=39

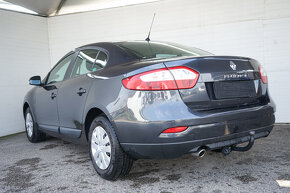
left=57, top=49, right=108, bottom=138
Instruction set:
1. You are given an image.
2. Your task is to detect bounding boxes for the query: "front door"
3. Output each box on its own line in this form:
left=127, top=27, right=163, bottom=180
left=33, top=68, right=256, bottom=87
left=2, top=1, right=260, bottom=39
left=35, top=53, right=74, bottom=134
left=35, top=83, right=60, bottom=128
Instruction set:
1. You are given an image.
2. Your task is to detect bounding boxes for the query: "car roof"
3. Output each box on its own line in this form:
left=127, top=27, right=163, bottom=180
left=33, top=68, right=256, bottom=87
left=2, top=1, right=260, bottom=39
left=77, top=40, right=173, bottom=49
left=76, top=41, right=145, bottom=66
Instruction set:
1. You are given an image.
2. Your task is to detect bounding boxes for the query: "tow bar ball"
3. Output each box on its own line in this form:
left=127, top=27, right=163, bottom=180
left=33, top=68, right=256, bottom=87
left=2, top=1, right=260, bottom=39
left=222, top=131, right=256, bottom=156
left=222, top=146, right=232, bottom=156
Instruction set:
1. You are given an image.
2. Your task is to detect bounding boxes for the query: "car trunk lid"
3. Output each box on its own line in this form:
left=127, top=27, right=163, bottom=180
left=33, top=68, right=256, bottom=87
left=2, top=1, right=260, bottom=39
left=163, top=56, right=269, bottom=111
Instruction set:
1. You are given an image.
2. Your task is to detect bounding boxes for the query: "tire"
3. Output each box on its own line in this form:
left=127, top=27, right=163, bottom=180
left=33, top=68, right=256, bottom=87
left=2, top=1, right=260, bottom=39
left=89, top=115, right=133, bottom=180
left=24, top=108, right=46, bottom=143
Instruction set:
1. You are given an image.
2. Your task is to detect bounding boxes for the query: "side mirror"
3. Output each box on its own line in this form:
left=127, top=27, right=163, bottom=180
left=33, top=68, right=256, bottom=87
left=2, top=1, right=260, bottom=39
left=29, top=76, right=42, bottom=86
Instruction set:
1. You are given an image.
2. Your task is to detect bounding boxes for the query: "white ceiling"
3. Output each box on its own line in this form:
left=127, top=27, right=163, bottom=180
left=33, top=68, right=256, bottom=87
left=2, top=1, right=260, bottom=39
left=3, top=0, right=161, bottom=16
left=5, top=0, right=62, bottom=16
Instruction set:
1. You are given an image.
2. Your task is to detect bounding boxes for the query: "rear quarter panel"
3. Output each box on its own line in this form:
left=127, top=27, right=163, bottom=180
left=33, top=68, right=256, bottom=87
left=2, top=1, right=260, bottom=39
left=83, top=62, right=190, bottom=143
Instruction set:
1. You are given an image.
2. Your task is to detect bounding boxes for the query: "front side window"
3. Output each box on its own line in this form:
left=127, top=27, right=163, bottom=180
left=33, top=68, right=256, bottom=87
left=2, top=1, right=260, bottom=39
left=70, top=49, right=102, bottom=78
left=47, top=53, right=73, bottom=84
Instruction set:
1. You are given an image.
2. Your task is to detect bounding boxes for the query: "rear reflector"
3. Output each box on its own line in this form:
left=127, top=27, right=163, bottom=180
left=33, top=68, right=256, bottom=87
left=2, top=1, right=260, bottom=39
left=162, top=126, right=188, bottom=133
left=259, top=66, right=268, bottom=84
left=122, top=66, right=199, bottom=90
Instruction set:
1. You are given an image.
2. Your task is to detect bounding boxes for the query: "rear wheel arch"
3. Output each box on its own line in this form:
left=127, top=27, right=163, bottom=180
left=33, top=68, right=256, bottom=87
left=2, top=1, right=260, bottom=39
left=84, top=108, right=112, bottom=141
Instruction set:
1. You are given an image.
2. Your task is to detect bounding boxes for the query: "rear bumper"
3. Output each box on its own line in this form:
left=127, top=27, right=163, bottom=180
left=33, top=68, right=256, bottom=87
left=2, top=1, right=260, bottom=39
left=121, top=124, right=273, bottom=159
left=112, top=89, right=275, bottom=159
left=117, top=102, right=275, bottom=159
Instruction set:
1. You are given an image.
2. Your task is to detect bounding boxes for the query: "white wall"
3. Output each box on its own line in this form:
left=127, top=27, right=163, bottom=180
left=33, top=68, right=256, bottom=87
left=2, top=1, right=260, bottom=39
left=0, top=10, right=50, bottom=136
left=47, top=0, right=290, bottom=123
left=1, top=0, right=289, bottom=137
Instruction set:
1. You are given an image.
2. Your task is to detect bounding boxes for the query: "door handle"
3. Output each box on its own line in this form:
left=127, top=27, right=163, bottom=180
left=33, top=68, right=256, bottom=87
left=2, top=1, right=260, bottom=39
left=51, top=92, right=57, bottom=99
left=77, top=88, right=86, bottom=96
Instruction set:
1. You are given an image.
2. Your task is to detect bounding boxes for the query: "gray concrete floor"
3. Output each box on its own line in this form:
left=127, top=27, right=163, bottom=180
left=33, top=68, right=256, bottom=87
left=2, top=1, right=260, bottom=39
left=0, top=125, right=289, bottom=193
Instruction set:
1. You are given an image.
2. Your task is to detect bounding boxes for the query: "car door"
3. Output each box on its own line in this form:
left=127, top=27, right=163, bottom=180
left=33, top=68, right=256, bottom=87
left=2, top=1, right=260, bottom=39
left=57, top=49, right=108, bottom=138
left=35, top=53, right=74, bottom=134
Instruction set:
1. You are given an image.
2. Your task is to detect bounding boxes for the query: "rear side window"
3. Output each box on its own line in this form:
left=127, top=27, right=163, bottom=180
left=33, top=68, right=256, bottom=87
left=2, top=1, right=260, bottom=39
left=94, top=51, right=108, bottom=71
left=70, top=50, right=99, bottom=78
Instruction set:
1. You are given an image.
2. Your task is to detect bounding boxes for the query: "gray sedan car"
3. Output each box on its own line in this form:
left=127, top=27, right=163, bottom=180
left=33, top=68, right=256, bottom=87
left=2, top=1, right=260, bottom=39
left=23, top=41, right=275, bottom=180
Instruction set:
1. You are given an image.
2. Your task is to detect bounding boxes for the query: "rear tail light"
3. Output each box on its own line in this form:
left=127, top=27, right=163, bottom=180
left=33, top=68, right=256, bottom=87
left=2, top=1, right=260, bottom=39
left=122, top=66, right=199, bottom=90
left=162, top=126, right=188, bottom=133
left=169, top=66, right=199, bottom=89
left=259, top=66, right=268, bottom=84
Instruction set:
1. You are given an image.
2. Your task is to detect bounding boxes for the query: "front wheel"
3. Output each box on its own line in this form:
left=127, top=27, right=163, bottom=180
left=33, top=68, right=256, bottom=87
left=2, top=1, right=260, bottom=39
left=89, top=116, right=133, bottom=180
left=24, top=108, right=46, bottom=143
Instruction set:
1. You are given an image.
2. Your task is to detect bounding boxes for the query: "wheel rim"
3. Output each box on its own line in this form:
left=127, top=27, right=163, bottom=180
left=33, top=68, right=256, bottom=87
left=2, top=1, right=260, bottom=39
left=26, top=113, right=33, bottom=138
left=91, top=126, right=111, bottom=170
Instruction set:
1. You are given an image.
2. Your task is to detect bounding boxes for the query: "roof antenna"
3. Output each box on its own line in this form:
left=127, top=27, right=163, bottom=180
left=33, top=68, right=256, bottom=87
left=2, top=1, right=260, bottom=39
left=145, top=13, right=156, bottom=41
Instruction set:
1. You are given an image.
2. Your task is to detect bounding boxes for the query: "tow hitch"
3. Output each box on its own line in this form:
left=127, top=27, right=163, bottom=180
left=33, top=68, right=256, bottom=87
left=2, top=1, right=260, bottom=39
left=221, top=131, right=255, bottom=156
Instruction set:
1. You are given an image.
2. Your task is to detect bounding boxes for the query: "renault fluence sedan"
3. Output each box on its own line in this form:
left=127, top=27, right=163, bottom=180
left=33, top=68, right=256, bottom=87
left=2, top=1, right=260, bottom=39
left=23, top=41, right=275, bottom=180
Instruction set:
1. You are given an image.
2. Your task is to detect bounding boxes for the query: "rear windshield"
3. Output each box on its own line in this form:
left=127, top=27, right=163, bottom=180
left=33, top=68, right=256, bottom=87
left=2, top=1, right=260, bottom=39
left=117, top=41, right=212, bottom=60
